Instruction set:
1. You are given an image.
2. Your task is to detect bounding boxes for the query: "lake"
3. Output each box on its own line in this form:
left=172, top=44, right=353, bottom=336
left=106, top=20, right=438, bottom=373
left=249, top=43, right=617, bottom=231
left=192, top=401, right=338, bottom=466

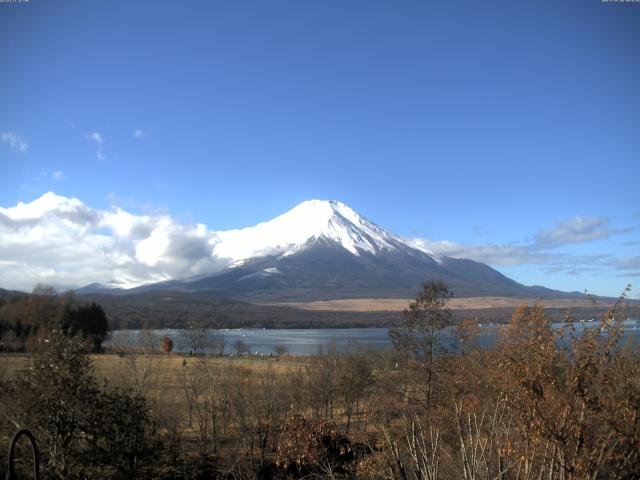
left=106, top=319, right=640, bottom=356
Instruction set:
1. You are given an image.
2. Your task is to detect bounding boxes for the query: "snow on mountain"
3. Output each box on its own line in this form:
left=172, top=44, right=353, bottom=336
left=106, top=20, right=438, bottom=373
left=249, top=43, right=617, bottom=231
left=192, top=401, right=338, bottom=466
left=77, top=199, right=446, bottom=293
left=212, top=199, right=439, bottom=262
left=75, top=199, right=577, bottom=300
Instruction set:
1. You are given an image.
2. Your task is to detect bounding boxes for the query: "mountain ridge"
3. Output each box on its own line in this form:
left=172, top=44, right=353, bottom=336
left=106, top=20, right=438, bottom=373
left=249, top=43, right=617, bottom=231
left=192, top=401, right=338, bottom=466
left=78, top=200, right=580, bottom=301
left=211, top=199, right=440, bottom=261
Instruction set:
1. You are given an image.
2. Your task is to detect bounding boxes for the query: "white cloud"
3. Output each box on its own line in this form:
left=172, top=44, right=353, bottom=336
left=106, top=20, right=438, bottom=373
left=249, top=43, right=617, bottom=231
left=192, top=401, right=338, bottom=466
left=411, top=215, right=634, bottom=276
left=534, top=216, right=610, bottom=248
left=84, top=131, right=105, bottom=160
left=0, top=195, right=635, bottom=293
left=85, top=132, right=103, bottom=144
left=1, top=132, right=29, bottom=153
left=410, top=238, right=553, bottom=266
left=52, top=171, right=66, bottom=181
left=608, top=256, right=640, bottom=270
left=0, top=192, right=226, bottom=291
left=132, top=129, right=145, bottom=139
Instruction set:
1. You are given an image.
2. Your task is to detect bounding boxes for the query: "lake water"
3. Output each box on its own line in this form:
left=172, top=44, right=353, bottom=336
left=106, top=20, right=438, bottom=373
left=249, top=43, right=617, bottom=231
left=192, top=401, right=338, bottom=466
left=106, top=319, right=640, bottom=356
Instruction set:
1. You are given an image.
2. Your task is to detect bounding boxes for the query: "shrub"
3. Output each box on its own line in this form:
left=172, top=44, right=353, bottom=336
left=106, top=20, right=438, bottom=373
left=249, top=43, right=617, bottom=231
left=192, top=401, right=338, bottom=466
left=5, top=330, right=159, bottom=479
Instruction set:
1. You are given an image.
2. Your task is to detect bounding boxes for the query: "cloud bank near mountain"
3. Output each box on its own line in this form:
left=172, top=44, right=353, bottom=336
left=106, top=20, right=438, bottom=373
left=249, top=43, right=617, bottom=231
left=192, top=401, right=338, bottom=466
left=0, top=192, right=636, bottom=293
left=0, top=192, right=225, bottom=291
left=414, top=215, right=636, bottom=278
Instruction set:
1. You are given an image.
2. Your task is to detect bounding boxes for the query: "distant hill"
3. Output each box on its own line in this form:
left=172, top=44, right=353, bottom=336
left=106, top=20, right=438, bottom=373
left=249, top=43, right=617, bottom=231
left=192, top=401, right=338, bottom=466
left=0, top=287, right=26, bottom=303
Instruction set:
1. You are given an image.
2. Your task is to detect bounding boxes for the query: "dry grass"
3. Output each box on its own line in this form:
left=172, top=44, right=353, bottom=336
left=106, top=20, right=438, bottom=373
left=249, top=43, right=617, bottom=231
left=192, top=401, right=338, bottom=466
left=0, top=352, right=310, bottom=395
left=263, top=296, right=613, bottom=312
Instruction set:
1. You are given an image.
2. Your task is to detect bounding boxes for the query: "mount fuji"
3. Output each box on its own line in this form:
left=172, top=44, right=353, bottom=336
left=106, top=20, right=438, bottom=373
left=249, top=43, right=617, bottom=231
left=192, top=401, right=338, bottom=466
left=79, top=200, right=568, bottom=301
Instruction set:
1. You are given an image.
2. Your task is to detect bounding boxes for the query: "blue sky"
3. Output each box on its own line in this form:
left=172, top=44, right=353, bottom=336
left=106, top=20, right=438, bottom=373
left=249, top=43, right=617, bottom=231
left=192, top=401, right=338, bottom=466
left=1, top=0, right=639, bottom=296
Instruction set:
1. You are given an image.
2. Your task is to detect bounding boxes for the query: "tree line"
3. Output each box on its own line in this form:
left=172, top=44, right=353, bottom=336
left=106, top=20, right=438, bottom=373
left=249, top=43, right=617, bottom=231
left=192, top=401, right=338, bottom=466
left=0, top=285, right=109, bottom=353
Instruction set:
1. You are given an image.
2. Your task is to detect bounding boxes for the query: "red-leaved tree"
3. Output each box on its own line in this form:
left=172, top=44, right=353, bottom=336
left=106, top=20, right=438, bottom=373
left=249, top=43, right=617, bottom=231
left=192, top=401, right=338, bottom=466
left=161, top=335, right=173, bottom=356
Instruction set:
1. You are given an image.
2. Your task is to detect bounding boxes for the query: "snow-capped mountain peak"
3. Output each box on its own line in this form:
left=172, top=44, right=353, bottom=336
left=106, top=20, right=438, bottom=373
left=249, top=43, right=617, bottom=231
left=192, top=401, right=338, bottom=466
left=75, top=199, right=558, bottom=300
left=212, top=199, right=416, bottom=261
left=78, top=199, right=443, bottom=293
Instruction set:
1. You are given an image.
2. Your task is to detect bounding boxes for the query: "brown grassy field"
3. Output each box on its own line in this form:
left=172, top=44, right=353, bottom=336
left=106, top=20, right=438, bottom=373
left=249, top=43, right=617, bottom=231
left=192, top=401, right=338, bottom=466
left=0, top=351, right=334, bottom=477
left=264, top=296, right=618, bottom=312
left=0, top=352, right=310, bottom=390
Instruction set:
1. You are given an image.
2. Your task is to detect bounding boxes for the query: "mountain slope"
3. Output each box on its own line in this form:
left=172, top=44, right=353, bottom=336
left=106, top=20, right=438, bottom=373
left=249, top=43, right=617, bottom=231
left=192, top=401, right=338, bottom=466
left=211, top=199, right=435, bottom=261
left=166, top=241, right=558, bottom=301
left=103, top=199, right=575, bottom=301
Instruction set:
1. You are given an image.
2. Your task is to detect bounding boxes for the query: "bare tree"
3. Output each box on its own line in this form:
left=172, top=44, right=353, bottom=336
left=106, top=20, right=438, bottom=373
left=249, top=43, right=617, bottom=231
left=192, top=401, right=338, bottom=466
left=183, top=326, right=208, bottom=355
left=109, top=330, right=165, bottom=396
left=211, top=331, right=227, bottom=356
left=183, top=359, right=224, bottom=455
left=229, top=365, right=291, bottom=468
left=382, top=411, right=441, bottom=480
left=389, top=280, right=451, bottom=409
left=273, top=343, right=288, bottom=357
left=337, top=352, right=374, bottom=432
left=304, top=354, right=338, bottom=421
left=233, top=339, right=250, bottom=357
left=453, top=399, right=520, bottom=480
left=456, top=318, right=480, bottom=356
